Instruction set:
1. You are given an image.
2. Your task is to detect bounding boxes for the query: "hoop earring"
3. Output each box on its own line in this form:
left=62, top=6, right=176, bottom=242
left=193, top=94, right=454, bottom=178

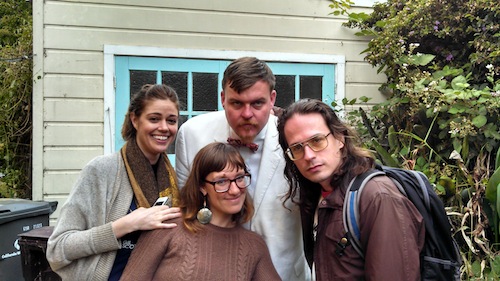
left=197, top=195, right=212, bottom=224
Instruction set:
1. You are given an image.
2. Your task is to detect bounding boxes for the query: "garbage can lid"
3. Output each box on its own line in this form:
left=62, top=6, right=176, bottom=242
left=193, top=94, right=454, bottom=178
left=0, top=198, right=57, bottom=226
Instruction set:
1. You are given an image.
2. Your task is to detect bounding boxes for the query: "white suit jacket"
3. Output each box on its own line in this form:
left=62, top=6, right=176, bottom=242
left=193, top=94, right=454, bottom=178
left=175, top=111, right=310, bottom=281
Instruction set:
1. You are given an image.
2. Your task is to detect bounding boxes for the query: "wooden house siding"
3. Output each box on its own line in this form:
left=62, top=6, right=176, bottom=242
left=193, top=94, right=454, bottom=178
left=33, top=0, right=386, bottom=223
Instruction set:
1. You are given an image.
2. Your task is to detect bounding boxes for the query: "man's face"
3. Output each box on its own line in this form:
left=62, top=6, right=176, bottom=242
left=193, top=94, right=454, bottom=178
left=221, top=80, right=276, bottom=143
left=284, top=113, right=344, bottom=191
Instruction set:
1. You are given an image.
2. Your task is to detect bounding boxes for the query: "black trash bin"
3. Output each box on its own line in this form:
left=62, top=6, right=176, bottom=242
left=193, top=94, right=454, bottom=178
left=0, top=199, right=57, bottom=281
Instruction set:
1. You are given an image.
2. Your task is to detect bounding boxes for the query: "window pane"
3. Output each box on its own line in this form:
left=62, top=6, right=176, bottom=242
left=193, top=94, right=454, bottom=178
left=275, top=75, right=295, bottom=108
left=162, top=71, right=188, bottom=111
left=300, top=76, right=322, bottom=100
left=130, top=70, right=156, bottom=97
left=193, top=73, right=218, bottom=111
left=167, top=115, right=188, bottom=154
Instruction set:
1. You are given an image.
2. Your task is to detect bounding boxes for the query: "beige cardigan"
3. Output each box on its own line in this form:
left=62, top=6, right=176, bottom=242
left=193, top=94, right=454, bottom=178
left=47, top=152, right=133, bottom=280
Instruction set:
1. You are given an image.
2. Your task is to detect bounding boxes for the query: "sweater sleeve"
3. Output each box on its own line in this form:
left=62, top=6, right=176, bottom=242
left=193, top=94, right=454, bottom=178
left=359, top=176, right=425, bottom=281
left=120, top=229, right=169, bottom=280
left=251, top=236, right=283, bottom=281
left=46, top=154, right=125, bottom=277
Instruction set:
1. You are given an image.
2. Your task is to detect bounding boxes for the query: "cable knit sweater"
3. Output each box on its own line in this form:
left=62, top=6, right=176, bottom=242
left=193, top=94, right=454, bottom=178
left=120, top=217, right=282, bottom=281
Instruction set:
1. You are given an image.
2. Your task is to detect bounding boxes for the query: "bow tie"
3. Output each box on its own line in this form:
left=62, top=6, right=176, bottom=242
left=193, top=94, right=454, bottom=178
left=227, top=138, right=259, bottom=153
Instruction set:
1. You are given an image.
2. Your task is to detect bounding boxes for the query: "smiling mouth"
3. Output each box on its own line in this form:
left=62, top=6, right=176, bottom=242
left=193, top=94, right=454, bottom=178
left=227, top=195, right=243, bottom=201
left=153, top=135, right=169, bottom=141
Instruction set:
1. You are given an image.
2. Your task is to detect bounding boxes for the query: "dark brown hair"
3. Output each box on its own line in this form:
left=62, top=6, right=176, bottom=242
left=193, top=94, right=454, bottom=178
left=222, top=57, right=276, bottom=93
left=277, top=99, right=374, bottom=211
left=181, top=142, right=254, bottom=233
left=121, top=84, right=179, bottom=141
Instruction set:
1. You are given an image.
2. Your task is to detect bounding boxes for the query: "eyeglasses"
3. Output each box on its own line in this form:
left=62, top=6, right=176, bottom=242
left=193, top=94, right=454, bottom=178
left=204, top=174, right=252, bottom=193
left=285, top=133, right=331, bottom=161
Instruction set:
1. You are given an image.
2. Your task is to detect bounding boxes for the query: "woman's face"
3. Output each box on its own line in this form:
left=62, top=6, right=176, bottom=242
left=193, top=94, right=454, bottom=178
left=131, top=98, right=178, bottom=164
left=201, top=165, right=247, bottom=227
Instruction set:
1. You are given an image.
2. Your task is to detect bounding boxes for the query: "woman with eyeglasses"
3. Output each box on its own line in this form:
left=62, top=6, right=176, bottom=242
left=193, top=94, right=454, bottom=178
left=120, top=142, right=281, bottom=281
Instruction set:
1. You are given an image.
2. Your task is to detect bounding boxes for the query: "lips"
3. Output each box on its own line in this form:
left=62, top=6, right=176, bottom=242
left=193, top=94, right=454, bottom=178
left=153, top=135, right=169, bottom=141
left=226, top=195, right=244, bottom=204
left=308, top=163, right=322, bottom=172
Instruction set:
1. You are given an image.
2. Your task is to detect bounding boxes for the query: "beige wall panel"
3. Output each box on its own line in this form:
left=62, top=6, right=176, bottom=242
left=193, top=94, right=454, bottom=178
left=45, top=50, right=103, bottom=75
left=44, top=98, right=103, bottom=122
left=44, top=171, right=80, bottom=195
left=44, top=123, right=103, bottom=146
left=346, top=63, right=386, bottom=84
left=37, top=0, right=379, bottom=208
left=55, top=0, right=372, bottom=18
left=45, top=195, right=67, bottom=224
left=45, top=27, right=368, bottom=62
left=346, top=84, right=386, bottom=104
left=44, top=148, right=102, bottom=170
left=44, top=74, right=103, bottom=98
left=44, top=3, right=359, bottom=41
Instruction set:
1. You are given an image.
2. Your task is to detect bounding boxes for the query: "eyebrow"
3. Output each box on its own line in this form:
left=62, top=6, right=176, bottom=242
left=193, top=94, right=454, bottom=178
left=290, top=133, right=324, bottom=146
left=146, top=112, right=178, bottom=118
left=227, top=97, right=266, bottom=104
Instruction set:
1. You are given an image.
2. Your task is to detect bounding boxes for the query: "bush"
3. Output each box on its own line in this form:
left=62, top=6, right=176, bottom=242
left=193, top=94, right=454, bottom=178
left=330, top=0, right=500, bottom=278
left=0, top=0, right=33, bottom=198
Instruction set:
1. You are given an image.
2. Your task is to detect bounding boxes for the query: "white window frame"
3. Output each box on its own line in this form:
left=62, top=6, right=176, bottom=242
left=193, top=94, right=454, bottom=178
left=103, top=46, right=346, bottom=155
left=353, top=0, right=386, bottom=7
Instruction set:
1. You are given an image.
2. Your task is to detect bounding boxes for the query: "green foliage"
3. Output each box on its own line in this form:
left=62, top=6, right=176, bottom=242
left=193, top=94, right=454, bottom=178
left=330, top=0, right=500, bottom=278
left=347, top=0, right=498, bottom=88
left=0, top=0, right=33, bottom=198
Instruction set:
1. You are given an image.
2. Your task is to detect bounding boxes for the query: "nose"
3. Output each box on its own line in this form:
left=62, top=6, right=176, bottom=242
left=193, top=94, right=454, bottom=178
left=241, top=105, right=253, bottom=119
left=302, top=145, right=316, bottom=160
left=227, top=181, right=241, bottom=195
left=158, top=120, right=170, bottom=132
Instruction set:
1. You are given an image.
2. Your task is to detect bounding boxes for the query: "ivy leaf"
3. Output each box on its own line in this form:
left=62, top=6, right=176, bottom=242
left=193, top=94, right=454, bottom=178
left=359, top=96, right=371, bottom=103
left=412, top=54, right=435, bottom=66
left=472, top=115, right=487, bottom=128
left=451, top=76, right=470, bottom=91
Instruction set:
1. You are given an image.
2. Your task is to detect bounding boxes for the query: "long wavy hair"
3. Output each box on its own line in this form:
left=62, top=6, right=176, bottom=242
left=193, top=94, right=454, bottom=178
left=277, top=98, right=374, bottom=213
left=181, top=142, right=254, bottom=233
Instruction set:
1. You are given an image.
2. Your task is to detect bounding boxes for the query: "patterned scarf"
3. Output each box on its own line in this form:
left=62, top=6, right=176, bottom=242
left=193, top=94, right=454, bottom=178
left=121, top=139, right=180, bottom=208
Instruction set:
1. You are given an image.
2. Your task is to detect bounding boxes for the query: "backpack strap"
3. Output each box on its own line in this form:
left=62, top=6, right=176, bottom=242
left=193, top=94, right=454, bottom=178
left=342, top=169, right=385, bottom=258
left=409, top=170, right=431, bottom=211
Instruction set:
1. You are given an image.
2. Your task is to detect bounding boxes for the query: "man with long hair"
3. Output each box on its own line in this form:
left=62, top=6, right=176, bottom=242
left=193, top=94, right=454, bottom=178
left=277, top=98, right=425, bottom=280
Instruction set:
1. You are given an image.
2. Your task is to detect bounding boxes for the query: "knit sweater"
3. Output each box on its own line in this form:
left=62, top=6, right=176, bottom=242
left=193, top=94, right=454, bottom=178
left=47, top=152, right=134, bottom=280
left=120, top=217, right=282, bottom=281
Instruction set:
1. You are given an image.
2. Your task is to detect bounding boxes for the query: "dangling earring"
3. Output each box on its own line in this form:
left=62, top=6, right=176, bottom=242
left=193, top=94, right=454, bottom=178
left=197, top=195, right=212, bottom=224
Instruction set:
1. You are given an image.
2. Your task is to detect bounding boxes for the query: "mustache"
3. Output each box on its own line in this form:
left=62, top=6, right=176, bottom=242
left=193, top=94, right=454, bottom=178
left=239, top=122, right=258, bottom=126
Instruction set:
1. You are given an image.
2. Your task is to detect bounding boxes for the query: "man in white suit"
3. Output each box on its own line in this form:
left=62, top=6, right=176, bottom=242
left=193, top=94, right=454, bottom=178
left=175, top=57, right=310, bottom=281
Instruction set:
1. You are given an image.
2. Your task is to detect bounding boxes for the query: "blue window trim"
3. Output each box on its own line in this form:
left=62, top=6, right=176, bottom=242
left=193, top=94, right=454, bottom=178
left=103, top=47, right=346, bottom=156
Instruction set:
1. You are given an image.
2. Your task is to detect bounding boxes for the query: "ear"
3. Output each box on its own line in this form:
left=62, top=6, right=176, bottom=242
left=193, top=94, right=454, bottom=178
left=221, top=90, right=226, bottom=109
left=200, top=186, right=207, bottom=196
left=130, top=112, right=139, bottom=130
left=334, top=134, right=345, bottom=150
left=269, top=90, right=277, bottom=106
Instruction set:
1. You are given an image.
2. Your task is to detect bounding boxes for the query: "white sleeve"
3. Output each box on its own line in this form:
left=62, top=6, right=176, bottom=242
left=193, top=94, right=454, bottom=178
left=175, top=124, right=190, bottom=189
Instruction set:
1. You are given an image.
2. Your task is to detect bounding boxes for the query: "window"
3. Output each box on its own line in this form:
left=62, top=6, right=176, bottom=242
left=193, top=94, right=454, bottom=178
left=104, top=47, right=345, bottom=163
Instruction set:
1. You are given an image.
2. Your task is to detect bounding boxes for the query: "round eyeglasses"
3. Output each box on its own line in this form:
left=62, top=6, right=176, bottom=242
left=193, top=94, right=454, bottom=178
left=204, top=174, right=251, bottom=193
left=285, top=133, right=331, bottom=161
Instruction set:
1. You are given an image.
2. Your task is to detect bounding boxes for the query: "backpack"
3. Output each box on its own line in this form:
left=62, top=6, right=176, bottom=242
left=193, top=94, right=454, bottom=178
left=342, top=164, right=462, bottom=281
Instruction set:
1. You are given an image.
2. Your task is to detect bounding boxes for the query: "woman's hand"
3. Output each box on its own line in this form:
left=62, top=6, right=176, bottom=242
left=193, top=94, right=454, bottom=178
left=112, top=206, right=181, bottom=238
